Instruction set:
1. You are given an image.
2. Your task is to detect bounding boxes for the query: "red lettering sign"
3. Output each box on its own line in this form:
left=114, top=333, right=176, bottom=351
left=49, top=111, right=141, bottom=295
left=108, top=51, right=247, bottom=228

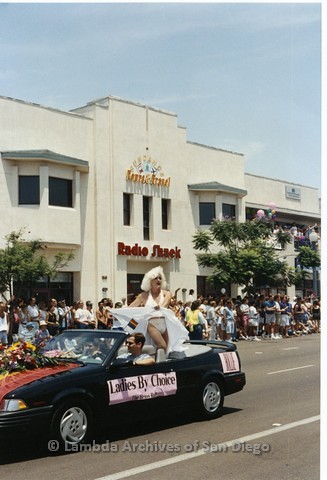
left=117, top=243, right=181, bottom=259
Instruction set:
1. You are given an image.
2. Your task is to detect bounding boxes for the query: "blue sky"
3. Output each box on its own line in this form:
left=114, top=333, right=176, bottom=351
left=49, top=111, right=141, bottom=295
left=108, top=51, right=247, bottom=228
left=0, top=2, right=322, bottom=191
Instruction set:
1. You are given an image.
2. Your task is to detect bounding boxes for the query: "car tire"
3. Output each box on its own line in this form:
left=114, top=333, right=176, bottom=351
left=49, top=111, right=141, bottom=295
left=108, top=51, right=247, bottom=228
left=198, top=377, right=224, bottom=419
left=50, top=398, right=93, bottom=450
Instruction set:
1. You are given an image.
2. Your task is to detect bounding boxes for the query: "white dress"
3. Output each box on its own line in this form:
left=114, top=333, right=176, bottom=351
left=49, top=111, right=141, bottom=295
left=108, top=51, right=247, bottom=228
left=110, top=307, right=189, bottom=354
left=145, top=291, right=166, bottom=334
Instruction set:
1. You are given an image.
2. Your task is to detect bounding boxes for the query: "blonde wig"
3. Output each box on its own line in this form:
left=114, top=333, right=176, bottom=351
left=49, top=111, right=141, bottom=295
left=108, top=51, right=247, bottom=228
left=141, top=266, right=167, bottom=292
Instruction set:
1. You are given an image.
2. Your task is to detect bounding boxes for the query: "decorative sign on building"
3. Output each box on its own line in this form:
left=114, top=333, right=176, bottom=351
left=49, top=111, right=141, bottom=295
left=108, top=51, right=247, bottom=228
left=285, top=185, right=301, bottom=200
left=126, top=155, right=170, bottom=187
left=118, top=242, right=181, bottom=259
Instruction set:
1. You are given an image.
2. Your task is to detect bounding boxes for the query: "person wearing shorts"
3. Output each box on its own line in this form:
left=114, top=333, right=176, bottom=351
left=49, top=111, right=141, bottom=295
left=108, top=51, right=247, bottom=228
left=274, top=294, right=282, bottom=338
left=221, top=299, right=235, bottom=341
left=248, top=299, right=260, bottom=341
left=239, top=297, right=250, bottom=339
left=264, top=294, right=278, bottom=339
left=279, top=295, right=290, bottom=337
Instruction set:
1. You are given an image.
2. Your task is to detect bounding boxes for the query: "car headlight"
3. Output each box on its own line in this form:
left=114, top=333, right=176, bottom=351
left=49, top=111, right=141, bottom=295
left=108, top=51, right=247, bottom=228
left=0, top=399, right=29, bottom=412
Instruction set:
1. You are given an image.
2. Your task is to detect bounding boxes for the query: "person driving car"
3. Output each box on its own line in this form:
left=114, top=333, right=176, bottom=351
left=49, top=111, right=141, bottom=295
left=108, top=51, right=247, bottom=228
left=116, top=332, right=155, bottom=366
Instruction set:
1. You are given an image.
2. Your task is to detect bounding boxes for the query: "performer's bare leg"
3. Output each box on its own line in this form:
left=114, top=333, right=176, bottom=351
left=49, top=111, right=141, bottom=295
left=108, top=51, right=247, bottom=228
left=147, top=323, right=167, bottom=350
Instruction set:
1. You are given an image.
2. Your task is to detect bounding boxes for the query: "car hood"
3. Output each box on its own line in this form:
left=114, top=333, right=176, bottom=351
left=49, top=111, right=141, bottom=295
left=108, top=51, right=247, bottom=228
left=0, top=362, right=91, bottom=401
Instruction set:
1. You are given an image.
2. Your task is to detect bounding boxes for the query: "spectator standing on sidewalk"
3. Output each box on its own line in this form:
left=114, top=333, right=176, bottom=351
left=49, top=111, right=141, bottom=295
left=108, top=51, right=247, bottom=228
left=221, top=299, right=235, bottom=341
left=239, top=296, right=250, bottom=340
left=0, top=302, right=9, bottom=345
left=248, top=299, right=261, bottom=341
left=186, top=300, right=207, bottom=340
left=86, top=301, right=97, bottom=329
left=207, top=300, right=218, bottom=340
left=27, top=297, right=40, bottom=330
left=264, top=294, right=278, bottom=339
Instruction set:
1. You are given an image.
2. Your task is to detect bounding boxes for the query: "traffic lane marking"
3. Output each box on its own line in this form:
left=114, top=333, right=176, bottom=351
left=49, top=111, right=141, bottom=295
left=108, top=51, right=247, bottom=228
left=266, top=364, right=314, bottom=375
left=95, top=415, right=320, bottom=480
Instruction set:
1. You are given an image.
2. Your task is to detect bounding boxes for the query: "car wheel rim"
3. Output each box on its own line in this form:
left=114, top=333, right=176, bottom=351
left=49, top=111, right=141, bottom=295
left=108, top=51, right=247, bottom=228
left=203, top=382, right=221, bottom=413
left=59, top=406, right=88, bottom=445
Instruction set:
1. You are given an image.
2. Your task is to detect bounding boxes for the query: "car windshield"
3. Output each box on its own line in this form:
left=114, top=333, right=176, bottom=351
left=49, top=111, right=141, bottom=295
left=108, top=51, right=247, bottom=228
left=42, top=330, right=124, bottom=365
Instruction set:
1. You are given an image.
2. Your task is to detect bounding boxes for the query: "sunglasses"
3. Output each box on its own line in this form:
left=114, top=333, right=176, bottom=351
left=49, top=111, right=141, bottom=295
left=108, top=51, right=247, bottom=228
left=126, top=341, right=134, bottom=346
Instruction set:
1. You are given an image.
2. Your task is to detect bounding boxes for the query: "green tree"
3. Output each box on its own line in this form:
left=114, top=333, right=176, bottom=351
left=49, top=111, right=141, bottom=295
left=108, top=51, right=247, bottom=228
left=296, top=245, right=321, bottom=296
left=0, top=230, right=74, bottom=301
left=297, top=246, right=321, bottom=269
left=193, top=220, right=295, bottom=296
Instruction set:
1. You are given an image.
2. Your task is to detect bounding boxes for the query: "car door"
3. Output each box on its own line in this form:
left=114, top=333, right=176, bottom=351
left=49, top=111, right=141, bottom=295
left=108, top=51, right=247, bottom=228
left=103, top=359, right=179, bottom=419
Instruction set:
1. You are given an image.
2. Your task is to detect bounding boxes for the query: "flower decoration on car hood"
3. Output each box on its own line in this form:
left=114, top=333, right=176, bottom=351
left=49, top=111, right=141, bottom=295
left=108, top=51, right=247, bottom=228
left=0, top=342, right=64, bottom=378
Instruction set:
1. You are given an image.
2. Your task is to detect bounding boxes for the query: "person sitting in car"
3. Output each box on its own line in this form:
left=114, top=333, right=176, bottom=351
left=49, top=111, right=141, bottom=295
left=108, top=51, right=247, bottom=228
left=116, top=332, right=155, bottom=366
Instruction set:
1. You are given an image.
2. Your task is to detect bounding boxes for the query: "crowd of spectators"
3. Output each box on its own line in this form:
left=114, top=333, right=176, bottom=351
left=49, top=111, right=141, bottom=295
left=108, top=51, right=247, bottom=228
left=170, top=291, right=320, bottom=342
left=272, top=222, right=320, bottom=251
left=0, top=296, right=125, bottom=345
left=0, top=290, right=320, bottom=347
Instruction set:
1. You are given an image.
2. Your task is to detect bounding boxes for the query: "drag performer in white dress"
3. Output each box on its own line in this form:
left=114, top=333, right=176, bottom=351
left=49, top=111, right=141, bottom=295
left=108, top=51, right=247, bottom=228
left=129, top=266, right=171, bottom=351
left=110, top=266, right=188, bottom=358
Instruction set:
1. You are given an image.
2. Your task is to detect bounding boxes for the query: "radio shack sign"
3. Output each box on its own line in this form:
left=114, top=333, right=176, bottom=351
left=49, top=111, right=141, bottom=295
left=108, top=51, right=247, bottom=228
left=118, top=242, right=181, bottom=259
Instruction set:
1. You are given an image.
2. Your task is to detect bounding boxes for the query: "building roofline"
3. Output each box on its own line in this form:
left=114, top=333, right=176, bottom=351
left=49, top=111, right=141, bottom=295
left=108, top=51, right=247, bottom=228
left=245, top=201, right=320, bottom=219
left=1, top=149, right=89, bottom=172
left=245, top=172, right=319, bottom=191
left=78, top=94, right=178, bottom=118
left=188, top=181, right=247, bottom=197
left=0, top=95, right=92, bottom=120
left=187, top=140, right=244, bottom=157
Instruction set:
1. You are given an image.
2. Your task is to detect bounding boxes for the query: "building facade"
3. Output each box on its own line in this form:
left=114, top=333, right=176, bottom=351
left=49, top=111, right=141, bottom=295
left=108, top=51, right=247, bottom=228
left=0, top=95, right=321, bottom=304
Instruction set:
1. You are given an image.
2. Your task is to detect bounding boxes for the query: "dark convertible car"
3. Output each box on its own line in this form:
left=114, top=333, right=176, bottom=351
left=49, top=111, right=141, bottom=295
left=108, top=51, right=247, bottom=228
left=0, top=330, right=245, bottom=449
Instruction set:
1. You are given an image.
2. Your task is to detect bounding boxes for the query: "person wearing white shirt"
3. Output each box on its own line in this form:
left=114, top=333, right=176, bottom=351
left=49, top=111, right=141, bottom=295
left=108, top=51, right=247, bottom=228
left=27, top=297, right=40, bottom=329
left=0, top=302, right=9, bottom=345
left=75, top=300, right=92, bottom=329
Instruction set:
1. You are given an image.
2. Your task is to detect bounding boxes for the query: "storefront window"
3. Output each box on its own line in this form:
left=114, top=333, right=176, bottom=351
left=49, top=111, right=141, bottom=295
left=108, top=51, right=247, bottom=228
left=13, top=272, right=73, bottom=305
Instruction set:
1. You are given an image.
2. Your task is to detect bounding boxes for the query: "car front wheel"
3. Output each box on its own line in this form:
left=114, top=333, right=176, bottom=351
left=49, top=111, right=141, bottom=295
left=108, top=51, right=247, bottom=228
left=199, top=378, right=224, bottom=418
left=50, top=399, right=92, bottom=450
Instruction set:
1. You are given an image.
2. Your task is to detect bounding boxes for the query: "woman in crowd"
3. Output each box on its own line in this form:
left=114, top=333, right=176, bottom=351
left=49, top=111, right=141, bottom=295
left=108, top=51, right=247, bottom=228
left=221, top=298, right=236, bottom=341
left=185, top=300, right=207, bottom=340
left=310, top=299, right=320, bottom=333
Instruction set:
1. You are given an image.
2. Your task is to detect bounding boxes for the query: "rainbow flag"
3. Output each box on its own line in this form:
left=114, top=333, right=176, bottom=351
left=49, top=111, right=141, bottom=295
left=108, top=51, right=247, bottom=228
left=127, top=318, right=138, bottom=330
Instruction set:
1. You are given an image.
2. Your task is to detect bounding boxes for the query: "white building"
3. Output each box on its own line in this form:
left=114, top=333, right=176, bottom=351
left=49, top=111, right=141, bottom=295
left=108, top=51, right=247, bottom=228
left=0, top=94, right=320, bottom=304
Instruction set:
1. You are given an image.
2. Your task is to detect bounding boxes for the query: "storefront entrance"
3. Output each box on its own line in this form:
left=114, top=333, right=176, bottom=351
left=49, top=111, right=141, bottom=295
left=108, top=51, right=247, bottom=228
left=126, top=274, right=143, bottom=305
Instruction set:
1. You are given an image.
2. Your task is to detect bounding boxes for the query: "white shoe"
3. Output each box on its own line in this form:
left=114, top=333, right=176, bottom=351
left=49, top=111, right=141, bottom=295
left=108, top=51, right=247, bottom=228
left=253, top=336, right=261, bottom=341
